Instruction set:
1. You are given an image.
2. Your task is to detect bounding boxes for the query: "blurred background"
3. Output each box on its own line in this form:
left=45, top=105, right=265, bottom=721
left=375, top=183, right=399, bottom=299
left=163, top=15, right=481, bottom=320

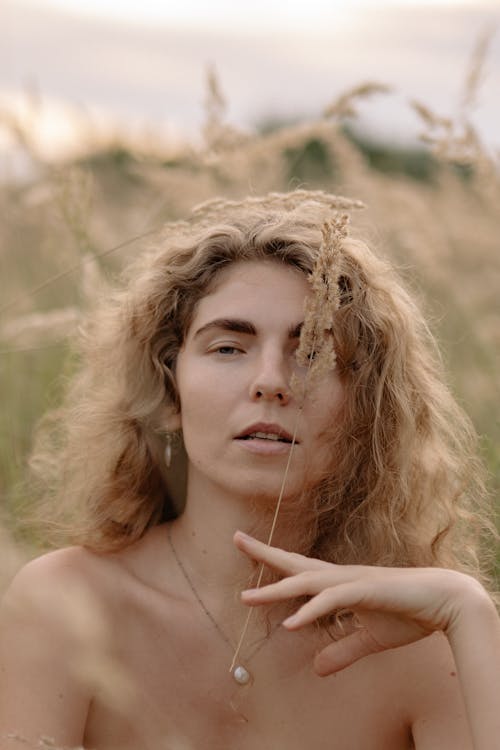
left=1, top=0, right=500, bottom=171
left=0, top=0, right=498, bottom=576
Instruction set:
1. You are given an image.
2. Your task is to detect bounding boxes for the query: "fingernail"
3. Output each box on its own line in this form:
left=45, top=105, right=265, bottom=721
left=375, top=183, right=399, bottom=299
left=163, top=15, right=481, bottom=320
left=236, top=530, right=253, bottom=541
left=282, top=615, right=298, bottom=627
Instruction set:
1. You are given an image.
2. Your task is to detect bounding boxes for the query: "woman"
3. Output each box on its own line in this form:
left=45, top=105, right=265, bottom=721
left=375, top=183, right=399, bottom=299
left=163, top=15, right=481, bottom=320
left=0, top=191, right=498, bottom=749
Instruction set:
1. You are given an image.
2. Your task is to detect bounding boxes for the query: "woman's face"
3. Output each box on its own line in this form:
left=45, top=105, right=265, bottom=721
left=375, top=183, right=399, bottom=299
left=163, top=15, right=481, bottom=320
left=174, top=260, right=344, bottom=504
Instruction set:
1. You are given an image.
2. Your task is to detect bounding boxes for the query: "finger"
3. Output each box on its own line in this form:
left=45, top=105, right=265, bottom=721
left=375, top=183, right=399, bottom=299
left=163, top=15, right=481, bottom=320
left=313, top=629, right=385, bottom=676
left=242, top=571, right=339, bottom=605
left=282, top=583, right=366, bottom=630
left=233, top=531, right=322, bottom=575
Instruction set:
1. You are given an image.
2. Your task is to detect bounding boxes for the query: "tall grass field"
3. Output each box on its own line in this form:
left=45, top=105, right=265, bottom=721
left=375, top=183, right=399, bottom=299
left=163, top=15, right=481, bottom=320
left=0, top=65, right=499, bottom=585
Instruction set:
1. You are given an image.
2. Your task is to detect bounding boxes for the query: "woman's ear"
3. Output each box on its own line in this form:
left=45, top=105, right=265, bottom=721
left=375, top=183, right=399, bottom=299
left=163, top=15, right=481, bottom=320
left=161, top=406, right=182, bottom=433
left=166, top=411, right=182, bottom=431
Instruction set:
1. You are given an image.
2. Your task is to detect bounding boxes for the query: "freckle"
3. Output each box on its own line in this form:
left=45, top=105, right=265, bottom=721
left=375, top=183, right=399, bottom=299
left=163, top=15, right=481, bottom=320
left=450, top=671, right=456, bottom=677
left=202, top=548, right=208, bottom=555
left=58, top=692, right=64, bottom=699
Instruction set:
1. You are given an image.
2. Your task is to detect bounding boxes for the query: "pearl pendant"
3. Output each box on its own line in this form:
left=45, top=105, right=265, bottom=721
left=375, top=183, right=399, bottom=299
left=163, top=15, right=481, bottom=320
left=232, top=665, right=251, bottom=685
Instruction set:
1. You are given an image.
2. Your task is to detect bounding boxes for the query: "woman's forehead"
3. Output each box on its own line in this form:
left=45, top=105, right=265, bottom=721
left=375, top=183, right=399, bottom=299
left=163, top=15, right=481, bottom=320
left=188, top=260, right=310, bottom=333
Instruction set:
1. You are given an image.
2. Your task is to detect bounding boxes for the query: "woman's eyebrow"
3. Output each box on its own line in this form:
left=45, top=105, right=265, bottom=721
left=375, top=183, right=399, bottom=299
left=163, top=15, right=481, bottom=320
left=194, top=318, right=304, bottom=339
left=194, top=318, right=257, bottom=338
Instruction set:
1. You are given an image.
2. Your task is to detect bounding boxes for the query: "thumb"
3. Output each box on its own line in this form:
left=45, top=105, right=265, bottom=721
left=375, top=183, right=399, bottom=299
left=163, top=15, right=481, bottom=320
left=314, top=628, right=384, bottom=676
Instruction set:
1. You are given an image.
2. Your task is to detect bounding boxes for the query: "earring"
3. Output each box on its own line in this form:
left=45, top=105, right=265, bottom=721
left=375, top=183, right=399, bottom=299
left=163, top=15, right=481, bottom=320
left=164, top=434, right=173, bottom=468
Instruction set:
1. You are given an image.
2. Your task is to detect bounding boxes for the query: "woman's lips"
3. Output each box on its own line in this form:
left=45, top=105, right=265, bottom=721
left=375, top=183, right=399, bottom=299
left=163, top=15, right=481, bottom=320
left=235, top=422, right=297, bottom=443
left=234, top=436, right=297, bottom=455
left=234, top=421, right=299, bottom=455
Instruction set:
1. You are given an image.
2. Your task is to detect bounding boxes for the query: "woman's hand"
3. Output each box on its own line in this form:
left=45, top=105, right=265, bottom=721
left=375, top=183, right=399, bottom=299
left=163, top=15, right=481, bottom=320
left=234, top=530, right=488, bottom=676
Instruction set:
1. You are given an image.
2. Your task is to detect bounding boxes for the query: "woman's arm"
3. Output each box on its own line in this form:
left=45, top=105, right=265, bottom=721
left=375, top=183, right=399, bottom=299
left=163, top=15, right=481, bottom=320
left=234, top=531, right=500, bottom=749
left=445, top=593, right=500, bottom=750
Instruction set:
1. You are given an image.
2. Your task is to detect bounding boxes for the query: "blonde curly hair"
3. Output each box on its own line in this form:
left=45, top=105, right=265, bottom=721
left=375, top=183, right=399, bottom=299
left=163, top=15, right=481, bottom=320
left=30, top=192, right=495, bottom=589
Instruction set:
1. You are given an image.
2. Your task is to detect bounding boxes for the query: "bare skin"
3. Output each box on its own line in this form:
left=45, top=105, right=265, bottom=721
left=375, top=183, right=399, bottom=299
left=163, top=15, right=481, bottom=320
left=0, top=527, right=476, bottom=750
left=0, top=260, right=497, bottom=749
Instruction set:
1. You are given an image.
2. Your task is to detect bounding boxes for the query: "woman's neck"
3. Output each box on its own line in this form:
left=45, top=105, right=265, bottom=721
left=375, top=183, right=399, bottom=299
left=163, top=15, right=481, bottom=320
left=168, top=470, right=310, bottom=641
left=172, top=473, right=266, bottom=591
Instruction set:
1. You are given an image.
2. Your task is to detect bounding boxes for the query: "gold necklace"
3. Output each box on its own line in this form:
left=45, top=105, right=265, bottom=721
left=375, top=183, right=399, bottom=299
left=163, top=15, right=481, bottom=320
left=167, top=525, right=277, bottom=686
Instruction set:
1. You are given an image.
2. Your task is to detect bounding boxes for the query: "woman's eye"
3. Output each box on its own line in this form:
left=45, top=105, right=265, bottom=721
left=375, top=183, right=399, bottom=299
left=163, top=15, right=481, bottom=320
left=213, top=345, right=242, bottom=355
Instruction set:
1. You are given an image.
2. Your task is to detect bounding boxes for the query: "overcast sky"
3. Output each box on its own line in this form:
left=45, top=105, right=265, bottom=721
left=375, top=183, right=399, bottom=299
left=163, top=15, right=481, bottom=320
left=1, top=0, right=499, bottom=165
left=18, top=0, right=500, bottom=32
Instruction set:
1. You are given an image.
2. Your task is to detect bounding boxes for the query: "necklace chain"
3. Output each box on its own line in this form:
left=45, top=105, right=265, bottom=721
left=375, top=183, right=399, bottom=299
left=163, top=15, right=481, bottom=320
left=167, top=525, right=277, bottom=685
left=167, top=525, right=234, bottom=649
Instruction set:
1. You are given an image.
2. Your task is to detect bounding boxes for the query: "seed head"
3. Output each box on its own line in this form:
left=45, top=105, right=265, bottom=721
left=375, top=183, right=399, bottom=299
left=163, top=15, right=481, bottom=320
left=294, top=214, right=348, bottom=391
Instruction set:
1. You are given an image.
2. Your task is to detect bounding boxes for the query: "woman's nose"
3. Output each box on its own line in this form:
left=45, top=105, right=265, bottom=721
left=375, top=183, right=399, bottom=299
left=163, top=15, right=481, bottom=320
left=249, top=354, right=290, bottom=405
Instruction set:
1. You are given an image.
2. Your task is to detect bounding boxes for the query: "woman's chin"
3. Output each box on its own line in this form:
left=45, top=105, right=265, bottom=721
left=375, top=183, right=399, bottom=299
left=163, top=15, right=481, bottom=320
left=237, top=481, right=306, bottom=514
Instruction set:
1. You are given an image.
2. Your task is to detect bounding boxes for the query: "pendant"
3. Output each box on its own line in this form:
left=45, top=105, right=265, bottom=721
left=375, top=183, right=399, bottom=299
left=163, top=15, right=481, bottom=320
left=232, top=665, right=252, bottom=685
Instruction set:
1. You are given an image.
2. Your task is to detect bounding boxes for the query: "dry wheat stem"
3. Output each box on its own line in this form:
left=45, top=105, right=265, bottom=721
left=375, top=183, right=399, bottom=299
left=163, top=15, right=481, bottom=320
left=229, top=214, right=345, bottom=672
left=228, top=399, right=305, bottom=675
left=0, top=228, right=159, bottom=317
left=229, top=214, right=346, bottom=673
left=0, top=340, right=69, bottom=356
left=323, top=81, right=392, bottom=120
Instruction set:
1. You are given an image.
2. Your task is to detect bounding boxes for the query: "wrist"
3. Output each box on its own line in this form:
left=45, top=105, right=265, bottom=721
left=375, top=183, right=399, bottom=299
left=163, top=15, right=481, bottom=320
left=446, top=577, right=498, bottom=642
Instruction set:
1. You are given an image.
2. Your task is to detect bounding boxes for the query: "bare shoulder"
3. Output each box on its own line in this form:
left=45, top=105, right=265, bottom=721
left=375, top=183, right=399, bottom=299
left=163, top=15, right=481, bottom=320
left=388, top=632, right=473, bottom=748
left=396, top=630, right=458, bottom=686
left=2, top=546, right=115, bottom=620
left=0, top=546, right=127, bottom=696
left=2, top=524, right=173, bottom=631
left=5, top=544, right=105, bottom=589
left=0, top=547, right=117, bottom=748
left=0, top=540, right=162, bottom=747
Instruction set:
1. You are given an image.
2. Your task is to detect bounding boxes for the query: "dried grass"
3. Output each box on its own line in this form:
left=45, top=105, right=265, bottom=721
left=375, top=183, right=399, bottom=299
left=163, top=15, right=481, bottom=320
left=1, top=43, right=498, bottom=533
left=0, top=35, right=498, bottom=748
